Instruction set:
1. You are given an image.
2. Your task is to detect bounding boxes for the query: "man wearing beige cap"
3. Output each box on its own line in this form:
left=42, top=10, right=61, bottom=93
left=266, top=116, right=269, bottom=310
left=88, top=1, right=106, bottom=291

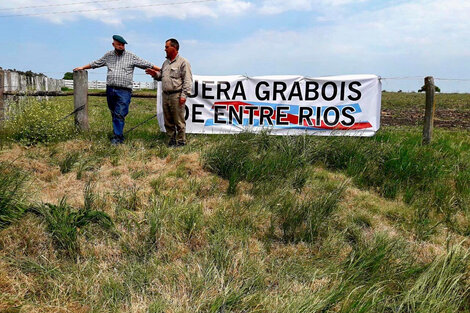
left=146, top=38, right=193, bottom=147
left=74, top=35, right=160, bottom=144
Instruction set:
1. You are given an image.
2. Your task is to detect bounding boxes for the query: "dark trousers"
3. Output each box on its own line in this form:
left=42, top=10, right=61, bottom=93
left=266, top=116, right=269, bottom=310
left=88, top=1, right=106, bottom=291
left=163, top=93, right=186, bottom=144
left=106, top=86, right=132, bottom=138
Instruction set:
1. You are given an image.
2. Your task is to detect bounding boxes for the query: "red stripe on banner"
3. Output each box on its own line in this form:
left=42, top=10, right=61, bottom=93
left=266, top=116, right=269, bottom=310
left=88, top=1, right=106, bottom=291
left=213, top=101, right=250, bottom=110
left=301, top=122, right=373, bottom=130
left=212, top=101, right=372, bottom=130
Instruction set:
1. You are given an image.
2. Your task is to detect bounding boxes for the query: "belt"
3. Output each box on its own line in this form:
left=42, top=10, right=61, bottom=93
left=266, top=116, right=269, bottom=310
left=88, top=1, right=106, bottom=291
left=108, top=86, right=132, bottom=92
left=163, top=89, right=182, bottom=95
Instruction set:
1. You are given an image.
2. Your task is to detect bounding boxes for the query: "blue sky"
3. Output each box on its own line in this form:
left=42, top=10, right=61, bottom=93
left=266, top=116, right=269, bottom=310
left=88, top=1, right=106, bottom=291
left=1, top=0, right=470, bottom=92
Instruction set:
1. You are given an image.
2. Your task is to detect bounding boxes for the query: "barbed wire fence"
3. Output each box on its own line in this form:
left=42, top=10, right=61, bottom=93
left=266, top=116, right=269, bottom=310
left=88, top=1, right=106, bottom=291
left=1, top=69, right=469, bottom=142
left=0, top=0, right=219, bottom=18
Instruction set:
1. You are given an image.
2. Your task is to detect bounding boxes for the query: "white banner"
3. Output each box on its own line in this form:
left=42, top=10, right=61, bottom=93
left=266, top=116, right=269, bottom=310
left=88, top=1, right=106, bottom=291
left=157, top=74, right=381, bottom=136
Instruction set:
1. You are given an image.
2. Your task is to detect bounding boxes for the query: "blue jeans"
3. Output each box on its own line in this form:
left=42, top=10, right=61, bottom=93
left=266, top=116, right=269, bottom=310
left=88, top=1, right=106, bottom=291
left=106, top=86, right=132, bottom=138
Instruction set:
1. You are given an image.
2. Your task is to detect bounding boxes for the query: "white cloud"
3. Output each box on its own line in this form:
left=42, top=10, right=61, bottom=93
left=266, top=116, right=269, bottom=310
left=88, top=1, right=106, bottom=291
left=257, top=0, right=368, bottom=15
left=258, top=0, right=313, bottom=15
left=0, top=0, right=371, bottom=23
left=185, top=0, right=470, bottom=83
left=4, top=0, right=470, bottom=91
left=0, top=0, right=253, bottom=23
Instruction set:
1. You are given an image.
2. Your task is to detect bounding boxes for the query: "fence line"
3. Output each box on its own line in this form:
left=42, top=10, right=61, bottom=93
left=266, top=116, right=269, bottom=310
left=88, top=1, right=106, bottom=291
left=0, top=69, right=464, bottom=144
left=1, top=70, right=63, bottom=93
left=63, top=80, right=155, bottom=90
left=0, top=70, right=155, bottom=93
left=0, top=68, right=4, bottom=121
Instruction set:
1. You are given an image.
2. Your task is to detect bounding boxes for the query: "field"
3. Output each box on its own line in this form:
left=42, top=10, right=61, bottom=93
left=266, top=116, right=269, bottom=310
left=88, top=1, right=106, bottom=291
left=381, top=92, right=470, bottom=128
left=0, top=93, right=469, bottom=312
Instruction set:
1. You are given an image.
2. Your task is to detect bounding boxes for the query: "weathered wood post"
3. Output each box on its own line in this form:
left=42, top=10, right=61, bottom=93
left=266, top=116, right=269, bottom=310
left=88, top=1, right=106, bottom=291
left=422, top=76, right=436, bottom=145
left=73, top=70, right=89, bottom=131
left=0, top=67, right=4, bottom=123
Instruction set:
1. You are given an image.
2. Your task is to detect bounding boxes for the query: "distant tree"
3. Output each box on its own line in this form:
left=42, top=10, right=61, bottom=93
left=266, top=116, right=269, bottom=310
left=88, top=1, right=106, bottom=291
left=7, top=69, right=44, bottom=76
left=63, top=72, right=73, bottom=80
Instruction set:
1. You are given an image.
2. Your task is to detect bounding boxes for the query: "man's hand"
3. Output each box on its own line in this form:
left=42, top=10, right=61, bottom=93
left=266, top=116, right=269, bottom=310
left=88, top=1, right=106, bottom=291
left=145, top=68, right=159, bottom=77
left=74, top=65, right=91, bottom=71
left=179, top=97, right=186, bottom=106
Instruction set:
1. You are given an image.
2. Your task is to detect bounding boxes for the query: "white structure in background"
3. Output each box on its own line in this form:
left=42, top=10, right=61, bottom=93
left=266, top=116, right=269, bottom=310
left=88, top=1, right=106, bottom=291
left=1, top=71, right=155, bottom=92
left=3, top=70, right=63, bottom=92
left=63, top=80, right=156, bottom=90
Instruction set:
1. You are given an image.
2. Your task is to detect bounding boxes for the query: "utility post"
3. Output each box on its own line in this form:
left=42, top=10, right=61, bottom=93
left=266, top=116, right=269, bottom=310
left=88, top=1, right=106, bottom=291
left=422, top=76, right=436, bottom=145
left=73, top=70, right=89, bottom=131
left=0, top=67, right=4, bottom=123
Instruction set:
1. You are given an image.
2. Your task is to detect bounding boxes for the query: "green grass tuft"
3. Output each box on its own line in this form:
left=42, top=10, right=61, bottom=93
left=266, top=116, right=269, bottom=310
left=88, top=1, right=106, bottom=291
left=30, top=184, right=114, bottom=259
left=0, top=162, right=29, bottom=230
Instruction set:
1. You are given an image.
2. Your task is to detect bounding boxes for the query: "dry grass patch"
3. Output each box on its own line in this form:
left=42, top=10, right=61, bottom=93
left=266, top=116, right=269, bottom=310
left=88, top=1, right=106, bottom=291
left=54, top=139, right=94, bottom=153
left=38, top=173, right=86, bottom=207
left=0, top=215, right=55, bottom=260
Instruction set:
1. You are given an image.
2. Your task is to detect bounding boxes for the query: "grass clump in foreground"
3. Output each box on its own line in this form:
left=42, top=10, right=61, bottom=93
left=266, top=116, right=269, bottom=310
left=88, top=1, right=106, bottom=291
left=0, top=162, right=29, bottom=230
left=268, top=185, right=345, bottom=244
left=398, top=245, right=470, bottom=312
left=203, top=132, right=308, bottom=194
left=30, top=184, right=114, bottom=259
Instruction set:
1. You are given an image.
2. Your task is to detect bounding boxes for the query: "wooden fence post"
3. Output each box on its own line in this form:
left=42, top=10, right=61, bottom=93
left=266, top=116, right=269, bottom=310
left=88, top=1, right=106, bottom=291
left=73, top=70, right=89, bottom=131
left=422, top=76, right=436, bottom=145
left=0, top=67, right=4, bottom=123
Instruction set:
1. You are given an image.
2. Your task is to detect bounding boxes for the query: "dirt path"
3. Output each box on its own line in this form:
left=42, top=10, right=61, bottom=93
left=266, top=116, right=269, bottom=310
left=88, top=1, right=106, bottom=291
left=381, top=109, right=470, bottom=129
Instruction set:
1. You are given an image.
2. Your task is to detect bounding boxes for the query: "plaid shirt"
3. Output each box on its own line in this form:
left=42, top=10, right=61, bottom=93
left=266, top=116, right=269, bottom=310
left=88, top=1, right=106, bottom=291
left=89, top=50, right=154, bottom=89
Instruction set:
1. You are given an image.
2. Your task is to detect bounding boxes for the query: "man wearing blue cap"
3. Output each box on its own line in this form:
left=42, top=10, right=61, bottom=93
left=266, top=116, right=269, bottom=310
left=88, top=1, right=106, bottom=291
left=74, top=35, right=160, bottom=144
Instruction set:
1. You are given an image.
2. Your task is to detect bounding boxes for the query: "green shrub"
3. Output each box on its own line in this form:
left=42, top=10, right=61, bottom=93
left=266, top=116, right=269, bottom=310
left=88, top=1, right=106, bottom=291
left=5, top=98, right=76, bottom=145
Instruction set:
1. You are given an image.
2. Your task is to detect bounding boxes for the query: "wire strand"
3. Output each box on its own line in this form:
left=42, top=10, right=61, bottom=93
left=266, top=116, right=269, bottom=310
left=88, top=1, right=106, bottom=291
left=0, top=0, right=122, bottom=11
left=380, top=76, right=424, bottom=80
left=0, top=0, right=218, bottom=18
left=435, top=78, right=470, bottom=81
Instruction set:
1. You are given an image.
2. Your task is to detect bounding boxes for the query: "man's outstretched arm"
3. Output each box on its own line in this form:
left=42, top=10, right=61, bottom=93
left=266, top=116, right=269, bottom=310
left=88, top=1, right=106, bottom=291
left=74, top=53, right=109, bottom=71
left=145, top=68, right=161, bottom=80
left=73, top=64, right=92, bottom=71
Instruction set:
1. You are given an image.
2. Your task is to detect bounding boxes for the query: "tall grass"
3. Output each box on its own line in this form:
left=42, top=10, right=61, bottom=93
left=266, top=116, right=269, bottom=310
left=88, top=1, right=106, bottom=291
left=204, top=130, right=469, bottom=220
left=30, top=184, right=113, bottom=258
left=307, top=132, right=470, bottom=221
left=59, top=151, right=80, bottom=174
left=268, top=185, right=345, bottom=243
left=283, top=233, right=469, bottom=313
left=0, top=162, right=29, bottom=230
left=4, top=97, right=76, bottom=145
left=203, top=132, right=307, bottom=194
left=398, top=245, right=470, bottom=312
left=1, top=94, right=469, bottom=311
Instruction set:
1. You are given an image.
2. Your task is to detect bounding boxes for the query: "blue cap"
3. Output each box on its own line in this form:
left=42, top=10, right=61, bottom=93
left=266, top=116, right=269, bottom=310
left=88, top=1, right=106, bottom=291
left=112, top=35, right=128, bottom=44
